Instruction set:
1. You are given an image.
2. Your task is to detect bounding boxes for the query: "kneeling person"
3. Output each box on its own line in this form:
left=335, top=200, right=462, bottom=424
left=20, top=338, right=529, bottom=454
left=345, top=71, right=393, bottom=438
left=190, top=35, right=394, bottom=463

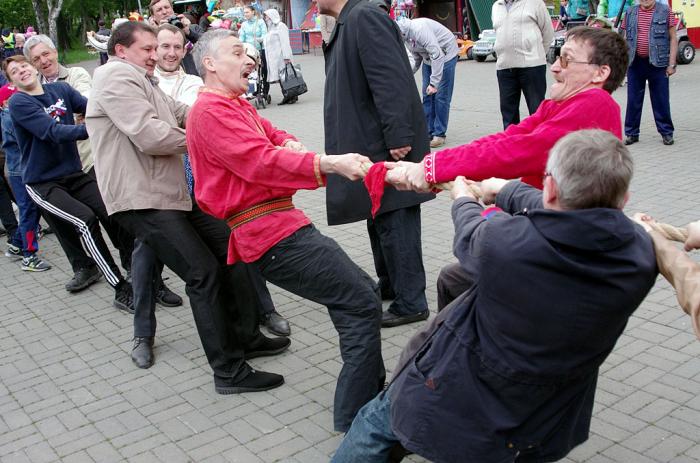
left=187, top=30, right=386, bottom=433
left=332, top=130, right=658, bottom=462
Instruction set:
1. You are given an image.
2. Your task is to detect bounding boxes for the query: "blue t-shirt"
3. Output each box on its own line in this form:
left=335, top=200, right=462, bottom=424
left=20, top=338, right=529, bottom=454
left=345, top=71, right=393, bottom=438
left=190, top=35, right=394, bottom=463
left=8, top=82, right=88, bottom=184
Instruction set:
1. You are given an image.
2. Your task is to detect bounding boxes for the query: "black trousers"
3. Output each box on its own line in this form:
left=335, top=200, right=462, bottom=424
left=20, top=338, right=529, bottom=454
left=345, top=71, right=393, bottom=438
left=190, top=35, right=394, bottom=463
left=436, top=262, right=474, bottom=311
left=367, top=205, right=428, bottom=316
left=41, top=167, right=126, bottom=274
left=259, top=50, right=270, bottom=98
left=25, top=172, right=130, bottom=287
left=113, top=203, right=261, bottom=379
left=0, top=174, right=19, bottom=241
left=255, top=224, right=385, bottom=432
left=496, top=65, right=547, bottom=129
left=131, top=232, right=274, bottom=337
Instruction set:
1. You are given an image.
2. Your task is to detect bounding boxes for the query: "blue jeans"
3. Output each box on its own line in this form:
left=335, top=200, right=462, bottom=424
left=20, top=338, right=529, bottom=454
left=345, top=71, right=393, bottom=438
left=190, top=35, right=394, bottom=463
left=422, top=56, right=457, bottom=138
left=7, top=175, right=41, bottom=257
left=332, top=386, right=399, bottom=463
left=625, top=55, right=674, bottom=137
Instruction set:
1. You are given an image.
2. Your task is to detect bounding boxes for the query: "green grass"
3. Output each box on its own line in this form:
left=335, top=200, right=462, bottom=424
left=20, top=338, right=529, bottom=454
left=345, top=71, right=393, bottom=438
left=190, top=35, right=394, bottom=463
left=62, top=46, right=95, bottom=65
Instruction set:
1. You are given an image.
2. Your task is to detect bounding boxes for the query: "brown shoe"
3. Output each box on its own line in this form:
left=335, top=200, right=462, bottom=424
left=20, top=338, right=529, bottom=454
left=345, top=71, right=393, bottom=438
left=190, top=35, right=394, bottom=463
left=430, top=136, right=446, bottom=148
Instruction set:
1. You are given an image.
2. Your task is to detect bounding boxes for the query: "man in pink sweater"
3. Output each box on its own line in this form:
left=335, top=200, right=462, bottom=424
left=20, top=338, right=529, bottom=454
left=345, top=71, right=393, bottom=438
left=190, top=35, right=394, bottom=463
left=386, top=26, right=630, bottom=307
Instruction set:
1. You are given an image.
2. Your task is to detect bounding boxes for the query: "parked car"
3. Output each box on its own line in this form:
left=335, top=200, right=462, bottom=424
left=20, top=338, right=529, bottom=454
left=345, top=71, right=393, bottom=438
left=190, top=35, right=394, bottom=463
left=675, top=12, right=696, bottom=64
left=473, top=29, right=497, bottom=62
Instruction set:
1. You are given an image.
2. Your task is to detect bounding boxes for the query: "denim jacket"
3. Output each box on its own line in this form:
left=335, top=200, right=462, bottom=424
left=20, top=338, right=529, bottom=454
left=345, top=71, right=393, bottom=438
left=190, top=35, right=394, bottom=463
left=624, top=2, right=672, bottom=67
left=0, top=108, right=22, bottom=176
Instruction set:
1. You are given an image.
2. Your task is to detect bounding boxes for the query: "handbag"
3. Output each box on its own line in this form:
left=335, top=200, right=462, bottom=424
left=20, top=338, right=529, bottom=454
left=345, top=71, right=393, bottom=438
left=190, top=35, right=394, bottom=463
left=279, top=63, right=308, bottom=99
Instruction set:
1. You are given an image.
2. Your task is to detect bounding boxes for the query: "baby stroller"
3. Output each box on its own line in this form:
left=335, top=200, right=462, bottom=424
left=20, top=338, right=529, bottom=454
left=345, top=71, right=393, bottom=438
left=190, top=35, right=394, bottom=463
left=242, top=42, right=271, bottom=109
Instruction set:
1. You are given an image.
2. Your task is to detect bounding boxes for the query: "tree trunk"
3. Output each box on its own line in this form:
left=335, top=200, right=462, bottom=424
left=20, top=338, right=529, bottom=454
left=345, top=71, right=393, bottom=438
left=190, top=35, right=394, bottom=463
left=31, top=0, right=49, bottom=34
left=46, top=0, right=65, bottom=46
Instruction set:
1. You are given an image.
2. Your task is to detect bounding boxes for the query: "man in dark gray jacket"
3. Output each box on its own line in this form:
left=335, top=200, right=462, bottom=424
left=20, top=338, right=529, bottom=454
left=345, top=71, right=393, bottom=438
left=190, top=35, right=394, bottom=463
left=332, top=129, right=658, bottom=463
left=322, top=0, right=434, bottom=328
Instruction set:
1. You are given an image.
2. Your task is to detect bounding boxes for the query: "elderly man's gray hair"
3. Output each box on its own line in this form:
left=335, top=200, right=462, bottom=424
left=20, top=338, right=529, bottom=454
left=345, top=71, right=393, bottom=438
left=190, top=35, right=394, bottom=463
left=23, top=34, right=56, bottom=60
left=545, top=129, right=633, bottom=210
left=192, top=29, right=237, bottom=79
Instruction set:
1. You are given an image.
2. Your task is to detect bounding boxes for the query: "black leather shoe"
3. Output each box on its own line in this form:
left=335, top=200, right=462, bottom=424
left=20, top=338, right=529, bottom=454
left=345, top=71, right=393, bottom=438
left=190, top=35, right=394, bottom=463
left=624, top=135, right=639, bottom=146
left=261, top=311, right=291, bottom=336
left=65, top=266, right=102, bottom=293
left=245, top=335, right=291, bottom=359
left=662, top=134, right=674, bottom=145
left=381, top=309, right=430, bottom=328
left=114, top=282, right=135, bottom=314
left=214, top=368, right=284, bottom=394
left=156, top=282, right=183, bottom=307
left=131, top=336, right=154, bottom=369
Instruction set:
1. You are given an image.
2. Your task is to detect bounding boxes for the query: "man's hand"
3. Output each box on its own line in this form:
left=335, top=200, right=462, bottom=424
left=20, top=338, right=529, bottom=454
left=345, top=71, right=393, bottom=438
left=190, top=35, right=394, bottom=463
left=451, top=176, right=477, bottom=201
left=631, top=212, right=654, bottom=233
left=320, top=153, right=371, bottom=181
left=685, top=220, right=700, bottom=251
left=385, top=160, right=431, bottom=192
left=389, top=145, right=412, bottom=161
left=284, top=140, right=307, bottom=152
left=178, top=14, right=191, bottom=34
left=426, top=84, right=438, bottom=95
left=148, top=15, right=159, bottom=26
left=479, top=177, right=509, bottom=205
left=75, top=114, right=85, bottom=125
left=666, top=64, right=677, bottom=77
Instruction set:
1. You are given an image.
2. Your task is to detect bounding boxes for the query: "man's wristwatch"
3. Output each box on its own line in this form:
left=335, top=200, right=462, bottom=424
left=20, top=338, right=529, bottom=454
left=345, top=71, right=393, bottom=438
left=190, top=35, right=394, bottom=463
left=670, top=64, right=677, bottom=69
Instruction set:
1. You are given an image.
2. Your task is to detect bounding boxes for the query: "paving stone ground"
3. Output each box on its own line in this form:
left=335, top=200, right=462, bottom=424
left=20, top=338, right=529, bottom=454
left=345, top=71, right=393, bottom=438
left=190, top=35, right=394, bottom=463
left=1, top=52, right=699, bottom=463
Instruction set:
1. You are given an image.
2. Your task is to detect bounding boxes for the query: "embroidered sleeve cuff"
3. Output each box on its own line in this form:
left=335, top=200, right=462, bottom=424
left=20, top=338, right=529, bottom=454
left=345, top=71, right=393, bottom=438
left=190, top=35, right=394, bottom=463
left=424, top=153, right=436, bottom=184
left=313, top=154, right=326, bottom=187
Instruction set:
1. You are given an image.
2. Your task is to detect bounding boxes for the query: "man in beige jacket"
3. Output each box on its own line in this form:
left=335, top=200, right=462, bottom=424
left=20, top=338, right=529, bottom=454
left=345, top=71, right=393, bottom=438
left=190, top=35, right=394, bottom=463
left=86, top=21, right=288, bottom=391
left=24, top=33, right=182, bottom=307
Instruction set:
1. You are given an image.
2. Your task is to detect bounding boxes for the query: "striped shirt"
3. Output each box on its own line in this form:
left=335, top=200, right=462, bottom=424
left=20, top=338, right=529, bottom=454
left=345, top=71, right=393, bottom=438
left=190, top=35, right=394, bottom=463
left=621, top=7, right=675, bottom=57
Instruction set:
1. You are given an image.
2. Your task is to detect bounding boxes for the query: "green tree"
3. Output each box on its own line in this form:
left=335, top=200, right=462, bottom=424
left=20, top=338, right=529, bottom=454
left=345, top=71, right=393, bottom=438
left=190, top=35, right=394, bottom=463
left=0, top=0, right=36, bottom=30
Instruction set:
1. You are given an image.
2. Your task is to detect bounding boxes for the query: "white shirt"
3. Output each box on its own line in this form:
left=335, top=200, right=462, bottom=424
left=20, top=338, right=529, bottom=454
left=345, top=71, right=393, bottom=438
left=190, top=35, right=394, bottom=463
left=154, top=67, right=203, bottom=106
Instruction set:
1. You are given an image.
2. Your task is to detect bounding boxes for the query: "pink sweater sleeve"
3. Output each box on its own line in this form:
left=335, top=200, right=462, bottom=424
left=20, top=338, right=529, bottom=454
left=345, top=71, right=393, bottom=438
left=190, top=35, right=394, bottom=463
left=425, top=90, right=622, bottom=186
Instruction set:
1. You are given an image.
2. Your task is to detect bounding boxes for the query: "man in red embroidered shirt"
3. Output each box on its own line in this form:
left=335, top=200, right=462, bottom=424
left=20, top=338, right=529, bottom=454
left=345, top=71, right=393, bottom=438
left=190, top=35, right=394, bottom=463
left=186, top=29, right=386, bottom=433
left=620, top=0, right=677, bottom=146
left=385, top=27, right=630, bottom=308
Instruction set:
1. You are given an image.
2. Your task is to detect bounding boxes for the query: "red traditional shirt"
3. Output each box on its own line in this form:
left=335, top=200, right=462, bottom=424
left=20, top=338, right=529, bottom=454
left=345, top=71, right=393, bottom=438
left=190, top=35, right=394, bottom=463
left=186, top=89, right=325, bottom=264
left=423, top=88, right=622, bottom=189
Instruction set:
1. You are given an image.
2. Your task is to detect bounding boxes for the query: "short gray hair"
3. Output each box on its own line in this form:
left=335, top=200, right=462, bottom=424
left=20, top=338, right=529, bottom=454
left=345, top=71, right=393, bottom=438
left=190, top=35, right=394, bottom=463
left=192, top=29, right=237, bottom=79
left=545, top=129, right=632, bottom=210
left=23, top=34, right=56, bottom=60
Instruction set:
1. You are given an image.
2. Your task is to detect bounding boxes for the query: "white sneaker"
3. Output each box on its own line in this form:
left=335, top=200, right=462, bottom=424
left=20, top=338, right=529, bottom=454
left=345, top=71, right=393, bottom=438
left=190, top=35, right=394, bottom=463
left=21, top=254, right=51, bottom=272
left=430, top=136, right=446, bottom=148
left=5, top=243, right=22, bottom=261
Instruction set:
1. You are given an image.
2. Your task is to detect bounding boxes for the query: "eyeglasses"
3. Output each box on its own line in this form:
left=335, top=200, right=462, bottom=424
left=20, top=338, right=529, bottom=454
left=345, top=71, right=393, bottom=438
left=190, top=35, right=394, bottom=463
left=558, top=55, right=594, bottom=69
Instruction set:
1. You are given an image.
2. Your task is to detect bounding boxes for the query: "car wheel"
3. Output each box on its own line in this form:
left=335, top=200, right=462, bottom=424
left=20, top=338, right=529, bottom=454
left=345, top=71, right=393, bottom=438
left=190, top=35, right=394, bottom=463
left=678, top=40, right=695, bottom=64
left=467, top=47, right=473, bottom=60
left=475, top=54, right=486, bottom=62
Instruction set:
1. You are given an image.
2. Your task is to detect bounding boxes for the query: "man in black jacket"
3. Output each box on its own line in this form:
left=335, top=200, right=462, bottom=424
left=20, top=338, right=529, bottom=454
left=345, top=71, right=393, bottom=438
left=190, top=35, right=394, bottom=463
left=321, top=0, right=434, bottom=327
left=332, top=129, right=658, bottom=463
